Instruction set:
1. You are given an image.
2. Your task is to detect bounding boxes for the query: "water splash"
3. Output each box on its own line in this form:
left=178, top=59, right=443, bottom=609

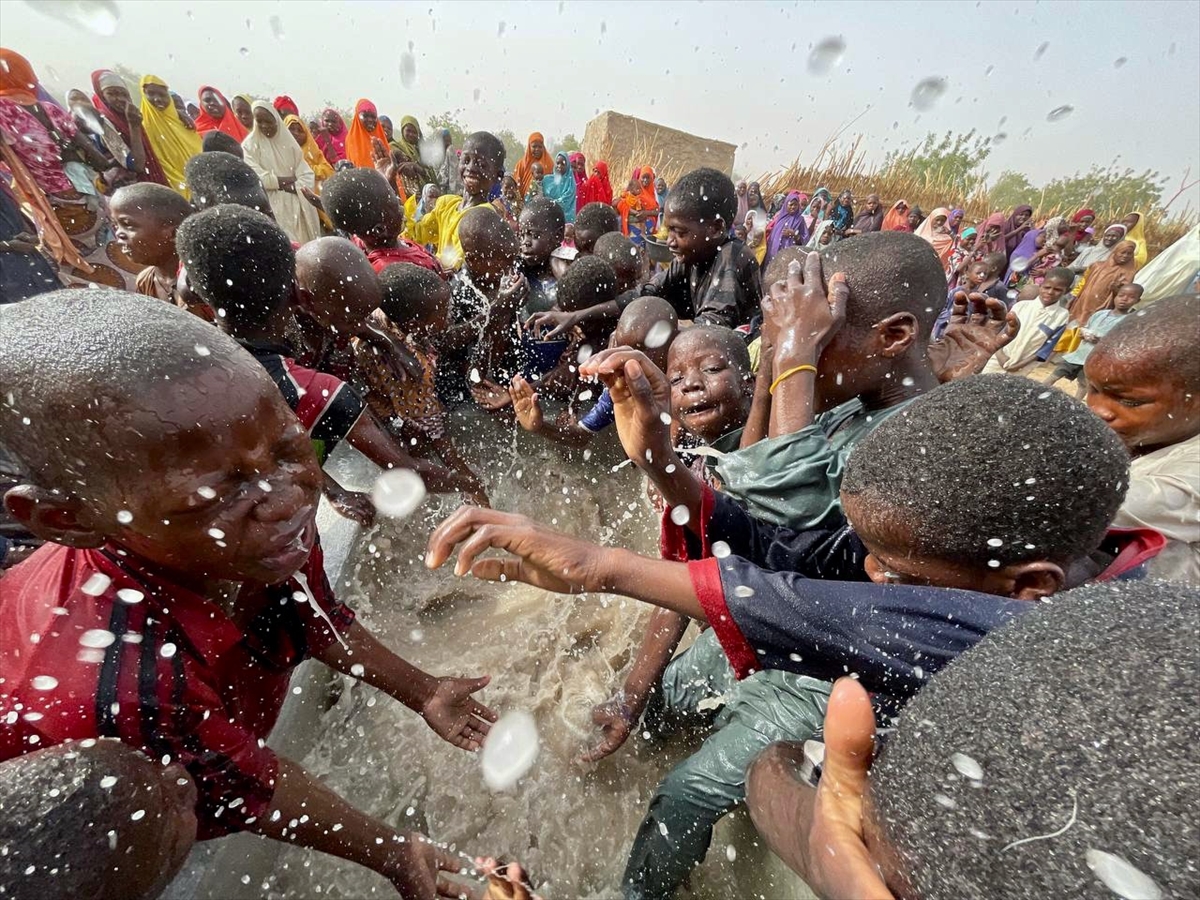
left=372, top=469, right=427, bottom=519
left=480, top=710, right=540, bottom=790
left=910, top=77, right=948, bottom=112
left=22, top=0, right=119, bottom=36
left=1085, top=849, right=1163, bottom=899
left=1046, top=105, right=1074, bottom=122
left=399, top=51, right=417, bottom=88
left=807, top=36, right=845, bottom=76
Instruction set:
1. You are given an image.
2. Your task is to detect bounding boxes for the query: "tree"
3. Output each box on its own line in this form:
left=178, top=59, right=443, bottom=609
left=495, top=129, right=526, bottom=171
left=1038, top=165, right=1167, bottom=214
left=558, top=133, right=580, bottom=152
left=882, top=130, right=993, bottom=196
left=989, top=170, right=1036, bottom=211
left=426, top=111, right=468, bottom=149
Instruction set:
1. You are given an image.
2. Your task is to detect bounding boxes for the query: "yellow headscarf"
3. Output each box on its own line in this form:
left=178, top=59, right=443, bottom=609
left=139, top=74, right=201, bottom=197
left=1122, top=212, right=1149, bottom=268
left=283, top=114, right=334, bottom=186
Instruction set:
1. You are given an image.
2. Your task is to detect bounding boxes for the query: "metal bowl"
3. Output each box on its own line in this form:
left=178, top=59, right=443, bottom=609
left=643, top=236, right=674, bottom=265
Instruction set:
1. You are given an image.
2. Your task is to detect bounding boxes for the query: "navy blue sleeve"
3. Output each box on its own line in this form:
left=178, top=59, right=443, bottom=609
left=579, top=388, right=615, bottom=433
left=690, top=555, right=1031, bottom=699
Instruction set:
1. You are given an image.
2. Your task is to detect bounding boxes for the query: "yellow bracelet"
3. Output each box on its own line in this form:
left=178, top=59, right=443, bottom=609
left=769, top=364, right=818, bottom=395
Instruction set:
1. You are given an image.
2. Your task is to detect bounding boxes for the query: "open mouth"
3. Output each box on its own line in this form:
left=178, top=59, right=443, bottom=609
left=260, top=519, right=316, bottom=573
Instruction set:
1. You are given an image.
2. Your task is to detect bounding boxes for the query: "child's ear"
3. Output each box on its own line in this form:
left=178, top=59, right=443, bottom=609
left=4, top=485, right=107, bottom=549
left=873, top=312, right=919, bottom=358
left=1007, top=561, right=1065, bottom=601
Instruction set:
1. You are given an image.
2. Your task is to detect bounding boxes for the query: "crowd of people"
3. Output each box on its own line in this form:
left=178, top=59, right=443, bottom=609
left=1, top=44, right=1199, bottom=900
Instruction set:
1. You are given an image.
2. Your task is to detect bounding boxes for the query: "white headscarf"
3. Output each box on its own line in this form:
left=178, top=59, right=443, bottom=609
left=241, top=101, right=320, bottom=244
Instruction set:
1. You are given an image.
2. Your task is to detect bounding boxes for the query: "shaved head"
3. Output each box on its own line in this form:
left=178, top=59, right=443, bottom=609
left=295, top=237, right=382, bottom=331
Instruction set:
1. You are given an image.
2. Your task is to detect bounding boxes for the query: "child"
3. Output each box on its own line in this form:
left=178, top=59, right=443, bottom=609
left=981, top=267, right=1073, bottom=375
left=1045, top=282, right=1141, bottom=396
left=109, top=183, right=193, bottom=307
left=562, top=222, right=576, bottom=249
left=638, top=167, right=762, bottom=328
left=320, top=168, right=441, bottom=275
left=500, top=174, right=523, bottom=221
left=1086, top=293, right=1200, bottom=583
left=372, top=262, right=487, bottom=492
left=517, top=197, right=566, bottom=318
left=524, top=162, right=545, bottom=201
left=183, top=150, right=272, bottom=216
left=511, top=296, right=678, bottom=447
left=945, top=225, right=976, bottom=288
left=0, top=740, right=197, bottom=900
left=200, top=129, right=243, bottom=158
left=177, top=208, right=486, bottom=508
left=746, top=580, right=1197, bottom=900
left=426, top=375, right=1152, bottom=900
left=410, top=131, right=512, bottom=271
left=574, top=202, right=621, bottom=256
left=616, top=177, right=644, bottom=240
left=933, top=251, right=1009, bottom=339
left=0, top=291, right=496, bottom=896
left=668, top=325, right=754, bottom=452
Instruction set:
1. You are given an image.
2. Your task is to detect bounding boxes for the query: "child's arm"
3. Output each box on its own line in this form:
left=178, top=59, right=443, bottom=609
left=315, top=619, right=498, bottom=750
left=322, top=470, right=377, bottom=526
left=347, top=410, right=485, bottom=497
left=740, top=336, right=774, bottom=448
left=510, top=376, right=592, bottom=447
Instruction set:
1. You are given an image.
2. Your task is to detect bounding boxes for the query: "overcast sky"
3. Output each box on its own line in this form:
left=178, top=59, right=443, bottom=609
left=8, top=0, right=1200, bottom=210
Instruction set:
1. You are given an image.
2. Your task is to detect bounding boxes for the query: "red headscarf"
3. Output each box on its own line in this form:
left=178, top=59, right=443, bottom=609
left=585, top=161, right=613, bottom=206
left=316, top=108, right=347, bottom=163
left=193, top=85, right=247, bottom=140
left=569, top=152, right=590, bottom=211
left=90, top=68, right=167, bottom=185
left=273, top=95, right=299, bottom=118
left=0, top=48, right=38, bottom=105
left=344, top=98, right=384, bottom=169
left=1071, top=208, right=1096, bottom=243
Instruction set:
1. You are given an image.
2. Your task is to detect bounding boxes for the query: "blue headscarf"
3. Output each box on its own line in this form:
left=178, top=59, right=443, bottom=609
left=540, top=152, right=577, bottom=223
left=802, top=187, right=832, bottom=219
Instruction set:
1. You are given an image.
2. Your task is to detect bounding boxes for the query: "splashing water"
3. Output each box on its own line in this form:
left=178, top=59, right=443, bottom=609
left=910, top=77, right=948, bottom=112
left=1046, top=105, right=1075, bottom=122
left=807, top=36, right=846, bottom=75
left=481, top=710, right=540, bottom=790
left=22, top=0, right=119, bottom=36
left=1086, top=849, right=1163, bottom=899
left=293, top=572, right=348, bottom=651
left=372, top=469, right=427, bottom=519
left=269, top=14, right=285, bottom=40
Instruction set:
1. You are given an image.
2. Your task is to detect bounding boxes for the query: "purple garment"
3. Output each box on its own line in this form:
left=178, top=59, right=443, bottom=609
left=1003, top=205, right=1034, bottom=257
left=763, top=191, right=809, bottom=263
left=1003, top=228, right=1043, bottom=284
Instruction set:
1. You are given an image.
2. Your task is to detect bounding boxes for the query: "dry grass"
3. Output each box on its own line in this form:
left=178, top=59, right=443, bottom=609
left=753, top=138, right=1192, bottom=257
left=586, top=134, right=691, bottom=191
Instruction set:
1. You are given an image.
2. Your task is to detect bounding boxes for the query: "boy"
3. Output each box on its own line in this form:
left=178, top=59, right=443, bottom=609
left=0, top=291, right=497, bottom=897
left=373, top=263, right=486, bottom=491
left=981, top=267, right=1073, bottom=375
left=638, top=168, right=761, bottom=328
left=109, top=183, right=192, bottom=306
left=320, top=168, right=441, bottom=276
left=668, top=325, right=754, bottom=452
left=177, top=208, right=486, bottom=508
left=511, top=296, right=678, bottom=448
left=411, top=131, right=512, bottom=271
left=747, top=580, right=1198, bottom=900
left=517, top=197, right=566, bottom=318
left=574, top=202, right=622, bottom=256
left=200, top=129, right=243, bottom=158
left=1086, top=293, right=1200, bottom=583
left=183, top=150, right=271, bottom=216
left=1045, top=282, right=1141, bottom=397
left=933, top=250, right=1008, bottom=339
left=426, top=374, right=1155, bottom=900
left=524, top=162, right=545, bottom=201
left=0, top=740, right=197, bottom=900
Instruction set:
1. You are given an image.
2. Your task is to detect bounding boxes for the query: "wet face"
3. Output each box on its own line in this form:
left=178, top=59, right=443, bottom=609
left=532, top=164, right=545, bottom=180
left=288, top=121, right=307, bottom=145
left=667, top=332, right=752, bottom=444
left=460, top=137, right=502, bottom=200
left=785, top=196, right=800, bottom=214
left=253, top=107, right=278, bottom=138
left=359, top=107, right=378, bottom=132
left=519, top=210, right=560, bottom=267
left=1037, top=275, right=1071, bottom=305
left=101, top=84, right=133, bottom=114
left=663, top=202, right=727, bottom=266
left=142, top=82, right=172, bottom=111
left=110, top=197, right=176, bottom=267
left=966, top=261, right=990, bottom=286
left=233, top=97, right=254, bottom=129
left=1085, top=348, right=1200, bottom=455
left=530, top=138, right=545, bottom=159
left=502, top=176, right=519, bottom=200
left=199, top=89, right=224, bottom=120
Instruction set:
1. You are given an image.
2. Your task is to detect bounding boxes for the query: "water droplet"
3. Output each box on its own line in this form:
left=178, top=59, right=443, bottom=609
left=160, top=642, right=177, bottom=659
left=712, top=541, right=731, bottom=559
left=1033, top=41, right=1049, bottom=60
left=371, top=469, right=427, bottom=519
left=733, top=585, right=755, bottom=599
left=987, top=538, right=1004, bottom=548
left=934, top=792, right=957, bottom=809
left=992, top=132, right=1007, bottom=145
left=669, top=505, right=691, bottom=527
left=1085, top=849, right=1162, bottom=899
left=130, top=809, right=145, bottom=821
left=269, top=14, right=285, bottom=40
left=31, top=674, right=58, bottom=690
left=23, top=0, right=119, bottom=36
left=469, top=368, right=482, bottom=384
left=1113, top=57, right=1127, bottom=69
left=207, top=527, right=225, bottom=540
left=600, top=20, right=607, bottom=34
left=238, top=46, right=250, bottom=57
left=481, top=710, right=540, bottom=790
left=193, top=343, right=211, bottom=357
left=350, top=663, right=365, bottom=677
left=497, top=20, right=506, bottom=36
left=950, top=752, right=984, bottom=781
left=987, top=559, right=1001, bottom=569
left=117, top=588, right=144, bottom=605
left=399, top=51, right=417, bottom=88
left=807, top=36, right=845, bottom=75
left=116, top=510, right=133, bottom=524
left=100, top=775, right=118, bottom=788
left=725, top=845, right=737, bottom=862
left=1046, top=105, right=1074, bottom=122
left=80, top=573, right=112, bottom=596
left=910, top=77, right=948, bottom=112
left=644, top=319, right=673, bottom=349
left=79, top=629, right=116, bottom=649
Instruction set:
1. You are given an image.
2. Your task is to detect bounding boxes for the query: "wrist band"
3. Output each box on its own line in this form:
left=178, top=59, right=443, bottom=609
left=769, top=364, right=818, bottom=395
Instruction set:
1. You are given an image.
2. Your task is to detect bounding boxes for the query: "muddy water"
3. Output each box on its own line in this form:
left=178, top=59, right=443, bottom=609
left=266, top=415, right=813, bottom=899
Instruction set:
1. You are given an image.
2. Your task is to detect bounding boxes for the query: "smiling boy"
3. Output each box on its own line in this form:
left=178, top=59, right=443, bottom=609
left=109, top=183, right=193, bottom=306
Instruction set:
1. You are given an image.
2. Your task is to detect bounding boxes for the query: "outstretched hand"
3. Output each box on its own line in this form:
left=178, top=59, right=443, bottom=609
left=327, top=487, right=377, bottom=527
left=579, top=693, right=637, bottom=763
left=509, top=375, right=544, bottom=433
left=928, top=292, right=1020, bottom=383
left=524, top=309, right=578, bottom=341
left=421, top=674, right=498, bottom=752
left=578, top=348, right=673, bottom=470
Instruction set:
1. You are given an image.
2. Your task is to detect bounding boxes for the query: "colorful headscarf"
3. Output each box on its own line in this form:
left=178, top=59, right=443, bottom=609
left=317, top=108, right=347, bottom=162
left=0, top=48, right=39, bottom=105
left=138, top=74, right=201, bottom=196
left=1069, top=240, right=1139, bottom=324
left=881, top=200, right=910, bottom=232
left=802, top=187, right=832, bottom=219
left=976, top=212, right=1009, bottom=255
left=585, top=161, right=613, bottom=206
left=948, top=208, right=965, bottom=235
left=283, top=113, right=333, bottom=184
left=735, top=181, right=750, bottom=232
left=90, top=69, right=167, bottom=185
left=764, top=191, right=809, bottom=263
left=569, top=151, right=590, bottom=211
left=1122, top=212, right=1149, bottom=268
left=637, top=165, right=660, bottom=213
left=1002, top=204, right=1034, bottom=256
left=512, top=132, right=546, bottom=196
left=193, top=85, right=247, bottom=141
left=541, top=151, right=578, bottom=224
left=273, top=95, right=299, bottom=118
left=345, top=98, right=385, bottom=169
left=915, top=207, right=955, bottom=266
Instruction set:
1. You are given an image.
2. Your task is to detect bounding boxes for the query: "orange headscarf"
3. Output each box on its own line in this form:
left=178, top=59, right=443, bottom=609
left=0, top=48, right=39, bottom=105
left=637, top=165, right=659, bottom=212
left=512, top=132, right=546, bottom=196
left=345, top=98, right=387, bottom=169
left=283, top=114, right=334, bottom=185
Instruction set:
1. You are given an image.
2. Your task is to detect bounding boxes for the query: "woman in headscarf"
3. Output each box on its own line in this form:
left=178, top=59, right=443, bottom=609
left=735, top=180, right=749, bottom=229
left=744, top=208, right=769, bottom=264
left=231, top=94, right=254, bottom=132
left=636, top=166, right=660, bottom=234
left=64, top=88, right=133, bottom=188
left=763, top=191, right=809, bottom=265
left=91, top=69, right=161, bottom=184
left=345, top=99, right=388, bottom=170
left=851, top=193, right=884, bottom=233
left=1067, top=240, right=1138, bottom=326
left=512, top=132, right=548, bottom=197
left=541, top=152, right=577, bottom=224
left=405, top=182, right=441, bottom=236
left=914, top=207, right=955, bottom=267
left=1020, top=216, right=1075, bottom=287
left=975, top=212, right=1008, bottom=255
left=585, top=161, right=613, bottom=206
left=947, top=208, right=965, bottom=236
left=655, top=176, right=669, bottom=216
left=1069, top=208, right=1095, bottom=244
left=194, top=86, right=247, bottom=141
left=569, top=152, right=590, bottom=212
left=806, top=219, right=836, bottom=250
left=946, top=227, right=978, bottom=288
left=828, top=189, right=855, bottom=238
left=1120, top=211, right=1149, bottom=267
left=1001, top=204, right=1034, bottom=258
left=881, top=199, right=911, bottom=232
left=801, top=187, right=831, bottom=230
left=241, top=101, right=320, bottom=244
left=273, top=95, right=300, bottom=119
left=317, top=108, right=348, bottom=164
left=1, top=50, right=136, bottom=289
left=389, top=115, right=437, bottom=198
left=1070, top=223, right=1126, bottom=273
left=284, top=114, right=333, bottom=188
left=138, top=75, right=202, bottom=196
left=745, top=181, right=769, bottom=225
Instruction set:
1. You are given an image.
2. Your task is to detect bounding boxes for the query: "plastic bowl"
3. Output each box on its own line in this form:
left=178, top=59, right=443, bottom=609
left=521, top=335, right=569, bottom=376
left=644, top=237, right=674, bottom=265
